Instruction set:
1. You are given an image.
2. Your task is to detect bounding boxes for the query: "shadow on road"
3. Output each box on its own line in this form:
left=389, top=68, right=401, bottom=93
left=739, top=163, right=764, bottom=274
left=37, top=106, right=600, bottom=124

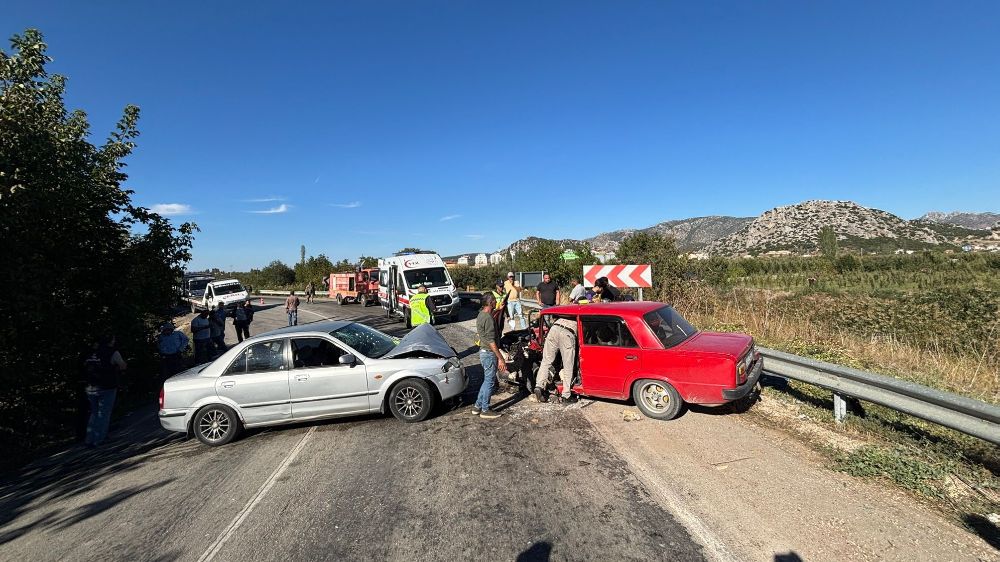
left=516, top=541, right=553, bottom=561
left=0, top=409, right=181, bottom=544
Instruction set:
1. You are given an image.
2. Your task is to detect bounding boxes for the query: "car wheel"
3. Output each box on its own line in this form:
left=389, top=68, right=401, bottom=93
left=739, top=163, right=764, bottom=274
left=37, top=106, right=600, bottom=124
left=520, top=359, right=538, bottom=394
left=404, top=307, right=412, bottom=329
left=193, top=404, right=241, bottom=446
left=388, top=379, right=434, bottom=422
left=633, top=379, right=683, bottom=421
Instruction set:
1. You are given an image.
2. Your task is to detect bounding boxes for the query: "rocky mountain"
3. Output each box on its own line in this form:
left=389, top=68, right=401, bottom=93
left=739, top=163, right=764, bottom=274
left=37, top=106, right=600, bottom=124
left=584, top=216, right=753, bottom=252
left=473, top=201, right=996, bottom=260
left=919, top=211, right=1000, bottom=230
left=703, top=200, right=976, bottom=256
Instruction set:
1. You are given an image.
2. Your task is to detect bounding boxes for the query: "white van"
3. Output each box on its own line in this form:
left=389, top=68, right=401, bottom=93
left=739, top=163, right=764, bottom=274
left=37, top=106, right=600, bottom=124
left=186, top=279, right=249, bottom=313
left=378, top=253, right=461, bottom=327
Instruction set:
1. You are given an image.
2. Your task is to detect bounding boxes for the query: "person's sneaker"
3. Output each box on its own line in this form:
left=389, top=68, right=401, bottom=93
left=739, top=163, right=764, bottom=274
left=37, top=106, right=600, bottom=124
left=532, top=388, right=548, bottom=403
left=558, top=394, right=579, bottom=404
left=479, top=409, right=502, bottom=419
left=471, top=407, right=482, bottom=415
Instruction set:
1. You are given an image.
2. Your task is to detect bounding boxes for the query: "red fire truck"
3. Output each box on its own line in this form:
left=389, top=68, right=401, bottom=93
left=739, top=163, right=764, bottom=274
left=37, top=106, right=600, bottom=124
left=329, top=268, right=380, bottom=306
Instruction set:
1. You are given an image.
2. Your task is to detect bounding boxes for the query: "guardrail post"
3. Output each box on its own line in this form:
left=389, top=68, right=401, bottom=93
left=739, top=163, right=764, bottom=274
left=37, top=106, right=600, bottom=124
left=833, top=392, right=848, bottom=423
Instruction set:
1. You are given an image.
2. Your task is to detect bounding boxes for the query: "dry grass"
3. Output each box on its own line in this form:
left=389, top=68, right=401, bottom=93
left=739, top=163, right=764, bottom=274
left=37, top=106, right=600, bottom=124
left=676, top=285, right=1000, bottom=405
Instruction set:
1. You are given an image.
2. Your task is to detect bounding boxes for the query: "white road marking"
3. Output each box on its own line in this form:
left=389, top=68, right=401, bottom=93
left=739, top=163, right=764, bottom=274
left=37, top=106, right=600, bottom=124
left=197, top=426, right=316, bottom=562
left=298, top=308, right=331, bottom=320
left=583, top=416, right=738, bottom=562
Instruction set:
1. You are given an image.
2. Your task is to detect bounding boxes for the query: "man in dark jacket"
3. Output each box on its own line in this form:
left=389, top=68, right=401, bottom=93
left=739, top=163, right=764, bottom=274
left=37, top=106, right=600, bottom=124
left=83, top=335, right=127, bottom=447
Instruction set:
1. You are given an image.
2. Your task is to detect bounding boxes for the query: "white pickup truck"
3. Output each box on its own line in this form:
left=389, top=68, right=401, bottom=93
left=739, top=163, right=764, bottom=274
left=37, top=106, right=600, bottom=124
left=186, top=279, right=249, bottom=312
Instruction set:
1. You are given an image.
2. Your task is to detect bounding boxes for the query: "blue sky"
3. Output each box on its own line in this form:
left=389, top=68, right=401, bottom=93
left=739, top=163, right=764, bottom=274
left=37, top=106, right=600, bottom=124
left=6, top=1, right=999, bottom=270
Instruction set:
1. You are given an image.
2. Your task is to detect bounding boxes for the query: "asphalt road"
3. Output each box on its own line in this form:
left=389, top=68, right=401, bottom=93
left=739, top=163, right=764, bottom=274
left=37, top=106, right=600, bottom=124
left=0, top=299, right=705, bottom=562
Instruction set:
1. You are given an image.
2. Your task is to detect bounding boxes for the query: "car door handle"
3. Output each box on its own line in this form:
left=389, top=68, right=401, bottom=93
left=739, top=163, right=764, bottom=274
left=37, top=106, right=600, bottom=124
left=296, top=374, right=310, bottom=381
left=221, top=381, right=235, bottom=388
left=625, top=355, right=638, bottom=361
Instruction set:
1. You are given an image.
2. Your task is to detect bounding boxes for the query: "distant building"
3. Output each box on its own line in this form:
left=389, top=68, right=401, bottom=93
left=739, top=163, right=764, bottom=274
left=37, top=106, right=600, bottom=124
left=457, top=255, right=470, bottom=266
left=763, top=250, right=792, bottom=257
left=444, top=260, right=458, bottom=268
left=686, top=252, right=710, bottom=260
left=489, top=252, right=503, bottom=265
left=961, top=244, right=973, bottom=252
left=474, top=253, right=488, bottom=266
left=594, top=251, right=616, bottom=264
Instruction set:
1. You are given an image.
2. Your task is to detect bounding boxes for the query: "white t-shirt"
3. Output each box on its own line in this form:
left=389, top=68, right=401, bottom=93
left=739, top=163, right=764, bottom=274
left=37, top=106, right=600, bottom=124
left=569, top=283, right=585, bottom=301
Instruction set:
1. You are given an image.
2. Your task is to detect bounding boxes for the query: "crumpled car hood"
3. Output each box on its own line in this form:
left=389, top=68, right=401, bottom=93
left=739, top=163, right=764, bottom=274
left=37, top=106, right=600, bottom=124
left=381, top=323, right=456, bottom=359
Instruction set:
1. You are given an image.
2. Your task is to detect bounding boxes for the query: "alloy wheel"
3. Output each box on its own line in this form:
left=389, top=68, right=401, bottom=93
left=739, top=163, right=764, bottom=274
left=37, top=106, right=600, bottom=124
left=394, top=387, right=424, bottom=418
left=198, top=409, right=231, bottom=442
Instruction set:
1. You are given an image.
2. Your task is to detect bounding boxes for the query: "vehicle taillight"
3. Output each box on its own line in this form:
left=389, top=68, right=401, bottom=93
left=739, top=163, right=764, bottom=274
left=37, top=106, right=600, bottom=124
left=737, top=362, right=747, bottom=385
left=158, top=387, right=164, bottom=410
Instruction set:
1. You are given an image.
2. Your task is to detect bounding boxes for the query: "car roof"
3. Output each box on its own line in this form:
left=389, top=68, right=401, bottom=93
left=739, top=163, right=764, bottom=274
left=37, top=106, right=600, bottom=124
left=541, top=301, right=668, bottom=316
left=254, top=320, right=353, bottom=338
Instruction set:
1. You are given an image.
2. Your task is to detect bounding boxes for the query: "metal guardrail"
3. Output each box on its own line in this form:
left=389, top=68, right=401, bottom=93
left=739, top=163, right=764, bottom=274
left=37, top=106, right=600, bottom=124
left=520, top=298, right=1000, bottom=444
left=760, top=349, right=1000, bottom=445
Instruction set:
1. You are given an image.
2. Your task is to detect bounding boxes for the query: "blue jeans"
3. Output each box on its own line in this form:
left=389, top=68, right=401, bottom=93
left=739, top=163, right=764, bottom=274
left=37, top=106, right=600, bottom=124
left=476, top=350, right=498, bottom=411
left=194, top=338, right=211, bottom=363
left=507, top=301, right=523, bottom=329
left=288, top=310, right=298, bottom=326
left=85, top=388, right=117, bottom=446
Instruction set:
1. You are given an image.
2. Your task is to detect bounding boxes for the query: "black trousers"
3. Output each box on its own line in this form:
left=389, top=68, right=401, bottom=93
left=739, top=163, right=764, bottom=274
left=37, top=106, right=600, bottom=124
left=235, top=321, right=250, bottom=342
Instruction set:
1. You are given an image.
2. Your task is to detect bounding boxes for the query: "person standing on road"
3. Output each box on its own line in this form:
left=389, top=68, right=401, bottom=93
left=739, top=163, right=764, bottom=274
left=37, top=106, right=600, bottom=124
left=568, top=278, right=585, bottom=303
left=305, top=282, right=315, bottom=304
left=157, top=322, right=188, bottom=380
left=244, top=300, right=255, bottom=336
left=504, top=272, right=524, bottom=330
left=409, top=284, right=433, bottom=327
left=491, top=279, right=509, bottom=335
left=286, top=291, right=301, bottom=326
left=190, top=310, right=212, bottom=363
left=536, top=273, right=560, bottom=308
left=233, top=300, right=253, bottom=342
left=474, top=293, right=508, bottom=419
left=209, top=304, right=227, bottom=353
left=532, top=317, right=578, bottom=404
left=232, top=303, right=248, bottom=342
left=83, top=335, right=127, bottom=447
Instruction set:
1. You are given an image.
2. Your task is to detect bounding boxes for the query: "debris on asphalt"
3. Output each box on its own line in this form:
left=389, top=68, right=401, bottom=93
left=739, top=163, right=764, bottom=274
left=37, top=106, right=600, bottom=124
left=622, top=410, right=643, bottom=422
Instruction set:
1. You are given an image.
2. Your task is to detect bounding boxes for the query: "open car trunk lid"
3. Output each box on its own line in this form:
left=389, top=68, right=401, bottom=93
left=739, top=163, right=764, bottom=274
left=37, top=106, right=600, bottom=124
left=381, top=323, right=457, bottom=359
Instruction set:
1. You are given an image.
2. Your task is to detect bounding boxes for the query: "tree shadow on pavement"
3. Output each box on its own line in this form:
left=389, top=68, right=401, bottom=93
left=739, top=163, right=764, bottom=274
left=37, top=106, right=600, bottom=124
left=0, top=409, right=182, bottom=544
left=516, top=541, right=553, bottom=561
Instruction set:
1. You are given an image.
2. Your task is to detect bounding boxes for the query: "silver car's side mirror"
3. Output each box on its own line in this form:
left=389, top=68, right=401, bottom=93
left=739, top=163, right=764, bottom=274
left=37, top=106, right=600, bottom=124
left=339, top=354, right=357, bottom=366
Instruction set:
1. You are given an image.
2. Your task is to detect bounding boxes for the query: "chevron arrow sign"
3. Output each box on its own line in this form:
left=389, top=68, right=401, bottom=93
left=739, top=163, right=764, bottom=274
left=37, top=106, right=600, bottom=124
left=582, top=264, right=652, bottom=288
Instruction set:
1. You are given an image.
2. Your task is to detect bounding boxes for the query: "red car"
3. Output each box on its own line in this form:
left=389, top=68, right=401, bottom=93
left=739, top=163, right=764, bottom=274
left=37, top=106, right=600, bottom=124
left=503, top=301, right=763, bottom=420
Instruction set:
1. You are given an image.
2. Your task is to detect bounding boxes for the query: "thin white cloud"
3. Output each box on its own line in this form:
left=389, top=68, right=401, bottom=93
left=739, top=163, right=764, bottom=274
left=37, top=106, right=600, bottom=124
left=440, top=214, right=462, bottom=222
left=331, top=201, right=362, bottom=208
left=464, top=234, right=485, bottom=240
left=243, top=196, right=286, bottom=203
left=151, top=203, right=193, bottom=216
left=249, top=204, right=290, bottom=214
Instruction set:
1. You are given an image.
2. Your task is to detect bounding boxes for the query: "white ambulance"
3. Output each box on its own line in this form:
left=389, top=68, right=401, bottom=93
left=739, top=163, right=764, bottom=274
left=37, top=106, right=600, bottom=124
left=378, top=253, right=461, bottom=328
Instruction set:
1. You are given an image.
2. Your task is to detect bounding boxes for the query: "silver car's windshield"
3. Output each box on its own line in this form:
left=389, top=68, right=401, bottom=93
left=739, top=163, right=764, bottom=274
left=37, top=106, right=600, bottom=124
left=330, top=323, right=399, bottom=359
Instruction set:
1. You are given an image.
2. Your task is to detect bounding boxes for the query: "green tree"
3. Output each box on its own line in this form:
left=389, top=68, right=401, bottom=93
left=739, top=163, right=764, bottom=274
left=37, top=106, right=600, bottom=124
left=0, top=29, right=195, bottom=464
left=615, top=232, right=686, bottom=303
left=359, top=255, right=379, bottom=268
left=819, top=226, right=838, bottom=260
left=299, top=244, right=306, bottom=266
left=259, top=260, right=295, bottom=286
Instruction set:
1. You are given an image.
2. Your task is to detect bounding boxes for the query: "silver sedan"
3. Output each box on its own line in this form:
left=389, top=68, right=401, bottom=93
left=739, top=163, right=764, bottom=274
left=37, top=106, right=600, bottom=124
left=158, top=321, right=467, bottom=446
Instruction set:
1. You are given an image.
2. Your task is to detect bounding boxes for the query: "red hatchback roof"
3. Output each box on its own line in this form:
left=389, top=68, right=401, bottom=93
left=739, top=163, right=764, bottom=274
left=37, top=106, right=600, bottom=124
left=540, top=301, right=667, bottom=316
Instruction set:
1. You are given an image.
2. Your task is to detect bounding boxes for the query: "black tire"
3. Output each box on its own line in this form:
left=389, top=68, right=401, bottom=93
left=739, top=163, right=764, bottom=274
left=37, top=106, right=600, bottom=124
left=404, top=307, right=412, bottom=329
left=520, top=359, right=538, bottom=395
left=387, top=379, right=434, bottom=422
left=632, top=378, right=683, bottom=421
left=192, top=404, right=241, bottom=446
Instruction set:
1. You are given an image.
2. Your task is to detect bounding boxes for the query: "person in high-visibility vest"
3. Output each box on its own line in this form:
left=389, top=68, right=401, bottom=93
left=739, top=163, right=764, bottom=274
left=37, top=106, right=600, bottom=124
left=409, top=284, right=433, bottom=327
